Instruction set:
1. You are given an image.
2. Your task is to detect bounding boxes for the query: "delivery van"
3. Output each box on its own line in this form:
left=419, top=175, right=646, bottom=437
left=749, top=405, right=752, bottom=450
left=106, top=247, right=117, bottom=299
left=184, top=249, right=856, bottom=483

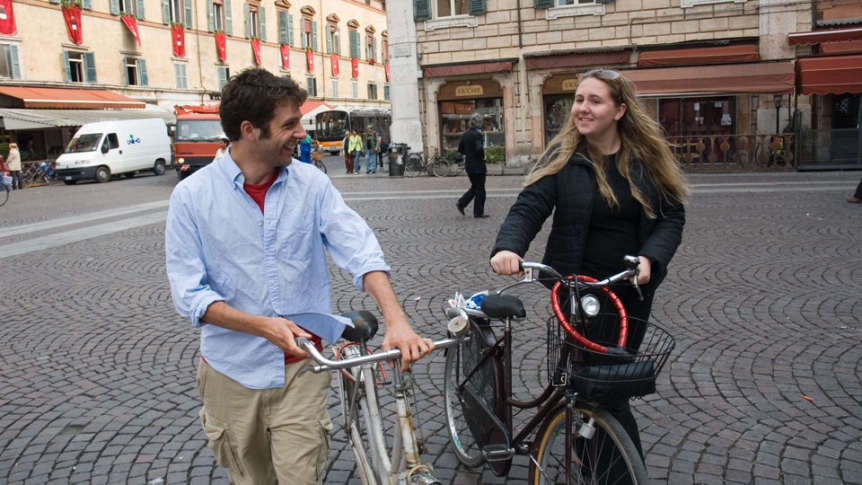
left=54, top=119, right=171, bottom=184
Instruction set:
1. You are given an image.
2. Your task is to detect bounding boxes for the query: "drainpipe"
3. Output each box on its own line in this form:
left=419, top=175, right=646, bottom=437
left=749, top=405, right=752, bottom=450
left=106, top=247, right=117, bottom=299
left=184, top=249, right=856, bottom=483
left=517, top=0, right=523, bottom=48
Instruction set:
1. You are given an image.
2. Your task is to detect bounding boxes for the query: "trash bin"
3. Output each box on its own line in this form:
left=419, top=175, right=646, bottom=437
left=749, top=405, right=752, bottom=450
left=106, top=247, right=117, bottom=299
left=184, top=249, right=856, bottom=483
left=388, top=144, right=408, bottom=178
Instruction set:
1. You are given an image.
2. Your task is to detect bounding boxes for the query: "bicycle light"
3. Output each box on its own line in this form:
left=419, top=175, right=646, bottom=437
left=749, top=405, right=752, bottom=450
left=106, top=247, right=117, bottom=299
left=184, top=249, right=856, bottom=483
left=580, top=294, right=601, bottom=317
left=447, top=315, right=469, bottom=338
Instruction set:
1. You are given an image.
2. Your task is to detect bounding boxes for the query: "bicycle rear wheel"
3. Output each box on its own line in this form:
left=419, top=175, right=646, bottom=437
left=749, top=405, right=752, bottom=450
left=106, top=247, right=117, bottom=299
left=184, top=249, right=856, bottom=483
left=405, top=154, right=423, bottom=178
left=443, top=335, right=486, bottom=467
left=430, top=158, right=451, bottom=177
left=0, top=184, right=8, bottom=206
left=530, top=403, right=648, bottom=485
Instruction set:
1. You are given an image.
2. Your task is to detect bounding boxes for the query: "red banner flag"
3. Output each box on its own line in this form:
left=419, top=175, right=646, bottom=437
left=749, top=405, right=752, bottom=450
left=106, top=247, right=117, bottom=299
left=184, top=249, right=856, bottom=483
left=280, top=44, right=290, bottom=69
left=306, top=49, right=314, bottom=72
left=351, top=57, right=359, bottom=79
left=215, top=31, right=227, bottom=61
left=171, top=24, right=185, bottom=57
left=121, top=14, right=141, bottom=46
left=385, top=63, right=390, bottom=82
left=251, top=38, right=261, bottom=65
left=61, top=4, right=82, bottom=45
left=0, top=0, right=17, bottom=36
left=331, top=53, right=339, bottom=76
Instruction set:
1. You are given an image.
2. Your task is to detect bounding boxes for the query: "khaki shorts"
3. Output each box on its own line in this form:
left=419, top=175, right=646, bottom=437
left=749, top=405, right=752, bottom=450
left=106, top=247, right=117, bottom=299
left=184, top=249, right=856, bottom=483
left=196, top=359, right=332, bottom=485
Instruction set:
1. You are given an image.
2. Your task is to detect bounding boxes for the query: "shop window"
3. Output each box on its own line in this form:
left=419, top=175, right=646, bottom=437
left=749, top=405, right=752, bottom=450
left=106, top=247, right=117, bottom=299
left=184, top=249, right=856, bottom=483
left=174, top=62, right=188, bottom=89
left=125, top=56, right=148, bottom=86
left=439, top=98, right=504, bottom=157
left=0, top=44, right=21, bottom=80
left=659, top=97, right=735, bottom=138
left=164, top=0, right=193, bottom=28
left=64, top=50, right=96, bottom=83
left=544, top=94, right=573, bottom=145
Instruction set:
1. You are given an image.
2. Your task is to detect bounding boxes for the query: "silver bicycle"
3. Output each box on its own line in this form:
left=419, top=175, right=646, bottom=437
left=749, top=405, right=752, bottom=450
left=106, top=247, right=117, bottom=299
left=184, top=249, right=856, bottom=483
left=297, top=311, right=469, bottom=485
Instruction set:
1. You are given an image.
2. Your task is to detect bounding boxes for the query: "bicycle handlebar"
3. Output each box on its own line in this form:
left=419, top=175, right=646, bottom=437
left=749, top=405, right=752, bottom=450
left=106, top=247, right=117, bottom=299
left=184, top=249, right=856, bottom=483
left=297, top=335, right=462, bottom=373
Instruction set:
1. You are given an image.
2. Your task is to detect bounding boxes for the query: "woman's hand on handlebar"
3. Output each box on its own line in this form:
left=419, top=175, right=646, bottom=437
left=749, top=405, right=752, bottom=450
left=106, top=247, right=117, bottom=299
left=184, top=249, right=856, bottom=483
left=490, top=250, right=524, bottom=276
left=635, top=255, right=652, bottom=286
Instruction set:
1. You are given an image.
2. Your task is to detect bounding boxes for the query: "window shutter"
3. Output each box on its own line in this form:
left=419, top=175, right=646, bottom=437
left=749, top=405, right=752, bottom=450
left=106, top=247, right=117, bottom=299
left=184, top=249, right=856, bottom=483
left=259, top=7, right=266, bottom=41
left=84, top=52, right=97, bottom=83
left=63, top=51, right=72, bottom=82
left=109, top=0, right=120, bottom=16
left=9, top=45, right=20, bottom=79
left=162, top=0, right=170, bottom=24
left=136, top=0, right=145, bottom=20
left=244, top=3, right=250, bottom=38
left=311, top=20, right=318, bottom=51
left=534, top=0, right=554, bottom=8
left=49, top=0, right=60, bottom=3
left=287, top=14, right=293, bottom=46
left=218, top=66, right=229, bottom=87
left=184, top=0, right=193, bottom=28
left=349, top=30, right=358, bottom=58
left=207, top=0, right=214, bottom=31
left=174, top=63, right=181, bottom=88
left=469, top=0, right=486, bottom=15
left=138, top=59, right=148, bottom=86
left=82, top=0, right=92, bottom=9
left=373, top=38, right=377, bottom=61
left=326, top=29, right=332, bottom=54
left=300, top=21, right=307, bottom=48
left=413, top=0, right=430, bottom=21
left=225, top=0, right=233, bottom=34
left=278, top=11, right=288, bottom=44
left=125, top=56, right=132, bottom=84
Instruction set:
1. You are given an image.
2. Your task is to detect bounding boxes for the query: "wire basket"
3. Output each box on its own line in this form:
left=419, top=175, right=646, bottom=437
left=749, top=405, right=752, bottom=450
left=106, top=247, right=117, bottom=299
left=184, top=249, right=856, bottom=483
left=547, top=314, right=676, bottom=402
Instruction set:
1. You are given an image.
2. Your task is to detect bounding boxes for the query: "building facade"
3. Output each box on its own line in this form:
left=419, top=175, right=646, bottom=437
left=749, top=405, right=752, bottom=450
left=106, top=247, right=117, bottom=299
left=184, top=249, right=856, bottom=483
left=388, top=0, right=861, bottom=170
left=0, top=0, right=391, bottom=157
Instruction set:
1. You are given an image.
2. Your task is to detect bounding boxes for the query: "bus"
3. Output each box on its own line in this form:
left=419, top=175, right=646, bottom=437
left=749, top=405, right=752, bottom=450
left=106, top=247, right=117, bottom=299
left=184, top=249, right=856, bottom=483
left=173, top=105, right=224, bottom=180
left=314, top=108, right=391, bottom=154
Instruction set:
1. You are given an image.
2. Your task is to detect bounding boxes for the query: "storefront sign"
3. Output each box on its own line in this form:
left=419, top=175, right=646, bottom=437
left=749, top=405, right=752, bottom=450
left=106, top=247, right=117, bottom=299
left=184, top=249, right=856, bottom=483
left=562, top=79, right=578, bottom=91
left=455, top=85, right=483, bottom=97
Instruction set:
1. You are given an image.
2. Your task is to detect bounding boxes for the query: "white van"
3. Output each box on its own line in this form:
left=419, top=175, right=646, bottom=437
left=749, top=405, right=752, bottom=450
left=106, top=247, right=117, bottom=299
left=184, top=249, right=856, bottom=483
left=54, top=119, right=171, bottom=184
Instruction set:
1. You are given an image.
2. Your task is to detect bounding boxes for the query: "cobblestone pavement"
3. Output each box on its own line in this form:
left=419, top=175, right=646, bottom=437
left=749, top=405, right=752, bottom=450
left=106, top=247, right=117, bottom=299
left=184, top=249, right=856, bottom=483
left=1, top=161, right=861, bottom=485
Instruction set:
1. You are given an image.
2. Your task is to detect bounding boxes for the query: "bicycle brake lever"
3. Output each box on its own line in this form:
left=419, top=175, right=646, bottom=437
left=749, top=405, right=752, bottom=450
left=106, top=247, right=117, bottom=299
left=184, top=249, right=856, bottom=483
left=633, top=278, right=644, bottom=302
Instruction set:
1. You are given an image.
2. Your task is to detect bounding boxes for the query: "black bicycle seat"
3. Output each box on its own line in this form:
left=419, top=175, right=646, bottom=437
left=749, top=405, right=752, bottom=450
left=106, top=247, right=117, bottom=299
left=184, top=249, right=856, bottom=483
left=340, top=310, right=379, bottom=342
left=480, top=294, right=526, bottom=319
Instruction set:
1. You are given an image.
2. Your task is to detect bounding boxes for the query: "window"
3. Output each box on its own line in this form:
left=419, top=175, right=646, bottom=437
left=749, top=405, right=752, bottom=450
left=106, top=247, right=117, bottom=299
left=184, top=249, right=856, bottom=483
left=413, top=0, right=485, bottom=19
left=555, top=0, right=595, bottom=4
left=110, top=0, right=144, bottom=19
left=64, top=51, right=96, bottom=83
left=0, top=44, right=21, bottom=80
left=278, top=10, right=294, bottom=46
left=331, top=80, right=339, bottom=98
left=164, top=0, right=193, bottom=27
left=209, top=0, right=233, bottom=34
left=349, top=29, right=360, bottom=59
left=125, top=56, right=148, bottom=86
left=352, top=81, right=358, bottom=98
left=367, top=83, right=377, bottom=100
left=326, top=25, right=340, bottom=55
left=435, top=0, right=468, bottom=17
left=174, top=62, right=188, bottom=89
left=103, top=133, right=120, bottom=151
left=365, top=34, right=376, bottom=62
left=301, top=18, right=318, bottom=51
left=307, top=77, right=317, bottom=96
left=382, top=38, right=388, bottom=62
left=217, top=66, right=230, bottom=89
left=384, top=85, right=390, bottom=101
left=245, top=3, right=266, bottom=40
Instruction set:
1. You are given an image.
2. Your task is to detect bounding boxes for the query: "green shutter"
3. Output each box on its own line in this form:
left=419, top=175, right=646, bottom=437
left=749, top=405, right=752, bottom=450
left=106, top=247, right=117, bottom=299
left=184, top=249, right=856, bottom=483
left=225, top=0, right=233, bottom=35
left=207, top=0, right=214, bottom=31
left=278, top=11, right=288, bottom=44
left=244, top=3, right=250, bottom=38
left=373, top=38, right=377, bottom=61
left=84, top=52, right=97, bottom=83
left=469, top=0, right=485, bottom=15
left=63, top=51, right=72, bottom=82
left=287, top=14, right=294, bottom=46
left=218, top=66, right=229, bottom=88
left=413, top=0, right=430, bottom=21
left=326, top=29, right=332, bottom=54
left=259, top=7, right=266, bottom=41
left=9, top=45, right=20, bottom=79
left=136, top=0, right=145, bottom=20
left=162, top=0, right=170, bottom=24
left=535, top=0, right=554, bottom=8
left=110, top=0, right=120, bottom=16
left=184, top=0, right=193, bottom=28
left=349, top=30, right=358, bottom=58
left=81, top=0, right=92, bottom=9
left=138, top=59, right=148, bottom=86
left=312, top=20, right=318, bottom=51
left=49, top=0, right=60, bottom=3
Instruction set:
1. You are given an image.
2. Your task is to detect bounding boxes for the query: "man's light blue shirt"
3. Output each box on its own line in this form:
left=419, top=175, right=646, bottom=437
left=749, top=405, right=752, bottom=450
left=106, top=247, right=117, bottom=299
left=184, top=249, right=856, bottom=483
left=166, top=150, right=389, bottom=389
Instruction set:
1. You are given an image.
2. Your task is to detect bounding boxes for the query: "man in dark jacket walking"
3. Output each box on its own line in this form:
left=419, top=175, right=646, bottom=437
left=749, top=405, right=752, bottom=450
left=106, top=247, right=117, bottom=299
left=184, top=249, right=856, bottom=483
left=456, top=113, right=488, bottom=218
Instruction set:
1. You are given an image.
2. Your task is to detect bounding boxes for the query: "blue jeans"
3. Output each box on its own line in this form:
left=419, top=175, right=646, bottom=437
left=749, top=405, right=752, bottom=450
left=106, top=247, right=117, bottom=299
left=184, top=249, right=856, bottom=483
left=351, top=151, right=362, bottom=173
left=365, top=150, right=378, bottom=172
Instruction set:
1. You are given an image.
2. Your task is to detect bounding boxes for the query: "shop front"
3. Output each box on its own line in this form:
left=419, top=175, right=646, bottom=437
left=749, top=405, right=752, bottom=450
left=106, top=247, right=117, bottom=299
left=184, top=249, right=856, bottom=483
left=437, top=79, right=504, bottom=158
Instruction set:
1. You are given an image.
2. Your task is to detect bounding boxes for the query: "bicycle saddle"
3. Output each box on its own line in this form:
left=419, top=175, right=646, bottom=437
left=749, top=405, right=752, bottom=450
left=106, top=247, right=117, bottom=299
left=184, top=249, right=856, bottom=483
left=340, top=310, right=379, bottom=343
left=480, top=294, right=526, bottom=319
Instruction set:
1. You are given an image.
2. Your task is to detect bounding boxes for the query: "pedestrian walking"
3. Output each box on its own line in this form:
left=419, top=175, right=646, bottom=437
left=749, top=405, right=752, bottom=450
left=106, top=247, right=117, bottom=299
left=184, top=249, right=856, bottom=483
left=847, top=176, right=862, bottom=203
left=7, top=142, right=22, bottom=190
left=455, top=113, right=488, bottom=218
left=342, top=131, right=353, bottom=173
left=362, top=124, right=381, bottom=174
left=489, top=69, right=688, bottom=473
left=349, top=129, right=363, bottom=174
left=299, top=134, right=313, bottom=164
left=165, top=67, right=433, bottom=485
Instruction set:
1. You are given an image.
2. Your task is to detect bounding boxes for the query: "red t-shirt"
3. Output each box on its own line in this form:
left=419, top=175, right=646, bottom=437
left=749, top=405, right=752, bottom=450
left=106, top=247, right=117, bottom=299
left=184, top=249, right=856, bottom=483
left=244, top=170, right=322, bottom=364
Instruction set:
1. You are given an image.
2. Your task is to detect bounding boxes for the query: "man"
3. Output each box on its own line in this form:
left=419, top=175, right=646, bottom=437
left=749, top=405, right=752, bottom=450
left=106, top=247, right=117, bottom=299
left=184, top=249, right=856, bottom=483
left=362, top=124, right=381, bottom=174
left=212, top=137, right=229, bottom=162
left=165, top=67, right=433, bottom=485
left=456, top=113, right=488, bottom=218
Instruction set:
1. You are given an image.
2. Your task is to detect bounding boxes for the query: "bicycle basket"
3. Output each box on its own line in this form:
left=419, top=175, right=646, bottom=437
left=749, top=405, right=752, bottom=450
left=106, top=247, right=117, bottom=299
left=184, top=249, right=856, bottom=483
left=547, top=314, right=675, bottom=402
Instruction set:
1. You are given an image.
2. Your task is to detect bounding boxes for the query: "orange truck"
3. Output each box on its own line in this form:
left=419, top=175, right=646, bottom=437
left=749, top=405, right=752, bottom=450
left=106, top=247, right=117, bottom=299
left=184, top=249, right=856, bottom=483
left=173, top=105, right=225, bottom=180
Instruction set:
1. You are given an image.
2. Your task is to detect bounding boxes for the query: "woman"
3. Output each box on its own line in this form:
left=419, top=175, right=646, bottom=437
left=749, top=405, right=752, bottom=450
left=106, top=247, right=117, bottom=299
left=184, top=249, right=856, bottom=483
left=299, top=134, right=313, bottom=164
left=212, top=138, right=229, bottom=162
left=489, top=69, right=688, bottom=459
left=348, top=129, right=363, bottom=174
left=342, top=131, right=353, bottom=173
left=7, top=142, right=22, bottom=190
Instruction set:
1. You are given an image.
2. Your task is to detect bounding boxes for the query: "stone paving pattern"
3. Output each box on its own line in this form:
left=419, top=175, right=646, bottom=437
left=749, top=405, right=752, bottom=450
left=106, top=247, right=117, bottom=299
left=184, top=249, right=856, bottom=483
left=1, top=160, right=861, bottom=484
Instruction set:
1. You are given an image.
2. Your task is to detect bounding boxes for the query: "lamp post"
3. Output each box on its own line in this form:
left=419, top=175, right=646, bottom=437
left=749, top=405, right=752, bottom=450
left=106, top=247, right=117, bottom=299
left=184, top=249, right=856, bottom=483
left=771, top=94, right=783, bottom=167
left=774, top=94, right=782, bottom=135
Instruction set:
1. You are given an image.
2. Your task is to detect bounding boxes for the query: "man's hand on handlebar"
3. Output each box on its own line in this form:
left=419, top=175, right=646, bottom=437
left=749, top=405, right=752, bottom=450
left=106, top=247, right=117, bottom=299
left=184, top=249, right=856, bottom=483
left=490, top=250, right=524, bottom=277
left=263, top=316, right=312, bottom=359
left=381, top=319, right=435, bottom=372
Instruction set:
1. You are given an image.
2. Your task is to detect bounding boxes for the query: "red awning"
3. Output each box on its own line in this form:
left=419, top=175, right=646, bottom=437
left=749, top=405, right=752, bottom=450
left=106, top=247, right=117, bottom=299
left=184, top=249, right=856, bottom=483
left=424, top=61, right=514, bottom=78
left=620, top=62, right=794, bottom=95
left=0, top=86, right=145, bottom=109
left=638, top=44, right=760, bottom=67
left=300, top=100, right=333, bottom=116
left=788, top=27, right=862, bottom=46
left=797, top=54, right=862, bottom=95
left=525, top=50, right=630, bottom=70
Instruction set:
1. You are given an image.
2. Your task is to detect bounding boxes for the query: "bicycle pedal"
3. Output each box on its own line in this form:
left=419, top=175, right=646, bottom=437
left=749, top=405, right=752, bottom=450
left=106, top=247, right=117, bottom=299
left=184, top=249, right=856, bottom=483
left=482, top=444, right=514, bottom=461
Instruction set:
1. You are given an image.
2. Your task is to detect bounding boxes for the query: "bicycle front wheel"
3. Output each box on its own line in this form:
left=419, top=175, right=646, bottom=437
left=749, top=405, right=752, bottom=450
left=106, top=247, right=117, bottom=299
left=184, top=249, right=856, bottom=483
left=0, top=184, right=8, bottom=207
left=530, top=403, right=648, bottom=485
left=339, top=349, right=388, bottom=484
left=443, top=337, right=485, bottom=468
left=405, top=155, right=423, bottom=178
left=430, top=158, right=451, bottom=177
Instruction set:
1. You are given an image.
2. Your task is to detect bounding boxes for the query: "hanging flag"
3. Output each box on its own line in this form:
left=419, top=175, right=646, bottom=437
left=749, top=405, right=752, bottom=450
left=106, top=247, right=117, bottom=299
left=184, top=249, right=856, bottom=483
left=280, top=44, right=290, bottom=69
left=215, top=31, right=227, bottom=61
left=306, top=49, right=314, bottom=72
left=171, top=24, right=185, bottom=58
left=351, top=57, right=359, bottom=79
left=251, top=38, right=261, bottom=65
left=121, top=14, right=141, bottom=46
left=385, top=63, right=390, bottom=82
left=331, top=54, right=339, bottom=76
left=61, top=3, right=82, bottom=45
left=0, top=0, right=17, bottom=36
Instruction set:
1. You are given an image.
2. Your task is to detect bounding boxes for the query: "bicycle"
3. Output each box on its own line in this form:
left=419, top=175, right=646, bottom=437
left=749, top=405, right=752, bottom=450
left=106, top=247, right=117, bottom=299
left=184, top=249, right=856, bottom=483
left=0, top=180, right=8, bottom=206
left=443, top=257, right=676, bottom=484
left=311, top=146, right=328, bottom=174
left=404, top=148, right=450, bottom=178
left=296, top=311, right=469, bottom=485
left=23, top=160, right=56, bottom=187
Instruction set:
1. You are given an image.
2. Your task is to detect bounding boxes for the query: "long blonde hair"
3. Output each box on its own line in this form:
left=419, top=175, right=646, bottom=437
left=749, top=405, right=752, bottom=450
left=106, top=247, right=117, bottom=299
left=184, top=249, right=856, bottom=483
left=528, top=70, right=688, bottom=218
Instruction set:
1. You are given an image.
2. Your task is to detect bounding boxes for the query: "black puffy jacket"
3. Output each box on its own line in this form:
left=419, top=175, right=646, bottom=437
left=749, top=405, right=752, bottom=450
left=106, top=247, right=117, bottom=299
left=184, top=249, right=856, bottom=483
left=491, top=149, right=685, bottom=294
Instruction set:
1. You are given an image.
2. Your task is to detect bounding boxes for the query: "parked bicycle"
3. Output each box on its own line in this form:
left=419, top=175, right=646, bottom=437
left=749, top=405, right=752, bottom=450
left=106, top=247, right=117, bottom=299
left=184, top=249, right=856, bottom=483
left=23, top=160, right=56, bottom=187
left=310, top=144, right=328, bottom=174
left=404, top=148, right=450, bottom=178
left=443, top=257, right=675, bottom=484
left=0, top=181, right=9, bottom=206
left=297, top=311, right=469, bottom=485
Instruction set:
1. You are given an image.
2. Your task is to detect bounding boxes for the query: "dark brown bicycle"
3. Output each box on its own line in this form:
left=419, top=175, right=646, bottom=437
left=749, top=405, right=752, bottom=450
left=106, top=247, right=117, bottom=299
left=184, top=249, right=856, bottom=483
left=443, top=257, right=676, bottom=484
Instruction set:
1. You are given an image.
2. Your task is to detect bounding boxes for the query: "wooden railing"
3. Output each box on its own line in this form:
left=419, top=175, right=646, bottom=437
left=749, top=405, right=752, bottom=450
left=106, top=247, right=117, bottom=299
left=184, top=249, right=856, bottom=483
left=667, top=134, right=797, bottom=171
